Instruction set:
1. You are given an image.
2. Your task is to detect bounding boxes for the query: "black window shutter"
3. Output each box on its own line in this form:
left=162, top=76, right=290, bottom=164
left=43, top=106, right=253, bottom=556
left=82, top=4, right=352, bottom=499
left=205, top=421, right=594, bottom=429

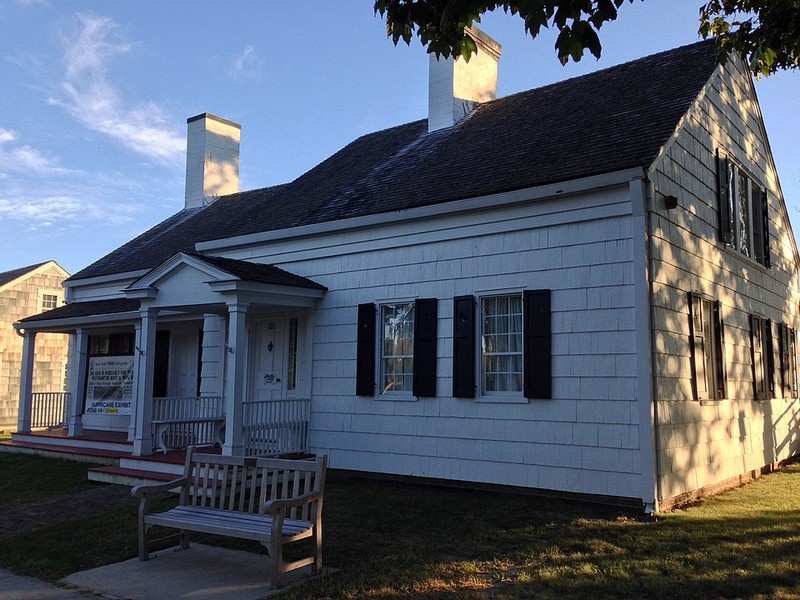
left=356, top=303, right=375, bottom=396
left=760, top=187, right=771, bottom=267
left=688, top=293, right=708, bottom=400
left=717, top=150, right=733, bottom=244
left=791, top=328, right=798, bottom=398
left=413, top=298, right=438, bottom=397
left=765, top=319, right=775, bottom=397
left=779, top=323, right=789, bottom=397
left=452, top=295, right=475, bottom=398
left=523, top=289, right=551, bottom=400
left=713, top=300, right=727, bottom=399
left=750, top=315, right=763, bottom=400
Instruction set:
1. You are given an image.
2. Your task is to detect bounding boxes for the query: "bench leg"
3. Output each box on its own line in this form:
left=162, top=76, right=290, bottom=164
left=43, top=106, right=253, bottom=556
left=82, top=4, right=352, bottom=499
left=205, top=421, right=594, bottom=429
left=313, top=522, right=323, bottom=574
left=180, top=529, right=190, bottom=550
left=269, top=537, right=284, bottom=589
left=138, top=524, right=150, bottom=561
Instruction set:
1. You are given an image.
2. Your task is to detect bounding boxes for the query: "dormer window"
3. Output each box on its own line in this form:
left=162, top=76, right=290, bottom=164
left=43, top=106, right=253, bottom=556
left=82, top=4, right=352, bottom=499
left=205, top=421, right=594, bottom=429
left=716, top=150, right=770, bottom=266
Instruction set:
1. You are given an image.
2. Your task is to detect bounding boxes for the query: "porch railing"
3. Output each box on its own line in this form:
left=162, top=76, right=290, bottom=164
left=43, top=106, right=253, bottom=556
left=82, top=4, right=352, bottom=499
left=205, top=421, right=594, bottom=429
left=151, top=396, right=225, bottom=452
left=242, top=398, right=310, bottom=457
left=31, top=392, right=68, bottom=429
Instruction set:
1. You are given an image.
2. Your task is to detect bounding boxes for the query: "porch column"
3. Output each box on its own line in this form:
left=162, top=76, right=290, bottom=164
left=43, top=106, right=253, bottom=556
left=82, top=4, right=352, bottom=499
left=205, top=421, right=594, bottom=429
left=132, top=307, right=158, bottom=456
left=223, top=302, right=249, bottom=456
left=67, top=329, right=88, bottom=437
left=128, top=321, right=142, bottom=442
left=16, top=330, right=36, bottom=433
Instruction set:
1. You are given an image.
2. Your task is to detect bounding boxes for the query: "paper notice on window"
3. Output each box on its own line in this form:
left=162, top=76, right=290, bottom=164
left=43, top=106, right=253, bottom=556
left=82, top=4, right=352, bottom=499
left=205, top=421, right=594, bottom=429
left=85, top=356, right=135, bottom=415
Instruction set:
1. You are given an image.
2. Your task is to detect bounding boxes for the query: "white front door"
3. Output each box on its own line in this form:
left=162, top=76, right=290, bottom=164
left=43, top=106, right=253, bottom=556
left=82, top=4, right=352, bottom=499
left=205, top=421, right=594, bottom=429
left=249, top=317, right=286, bottom=401
left=169, top=330, right=200, bottom=397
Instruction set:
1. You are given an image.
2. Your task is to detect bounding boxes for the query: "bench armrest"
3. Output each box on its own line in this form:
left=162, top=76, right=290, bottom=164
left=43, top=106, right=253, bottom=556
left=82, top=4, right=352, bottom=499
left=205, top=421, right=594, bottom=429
left=262, top=490, right=323, bottom=515
left=131, top=477, right=188, bottom=500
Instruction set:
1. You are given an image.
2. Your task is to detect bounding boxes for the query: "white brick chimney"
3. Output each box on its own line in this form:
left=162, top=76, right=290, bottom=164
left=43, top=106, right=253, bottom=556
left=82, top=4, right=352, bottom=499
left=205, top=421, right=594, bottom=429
left=184, top=113, right=241, bottom=209
left=428, top=26, right=502, bottom=132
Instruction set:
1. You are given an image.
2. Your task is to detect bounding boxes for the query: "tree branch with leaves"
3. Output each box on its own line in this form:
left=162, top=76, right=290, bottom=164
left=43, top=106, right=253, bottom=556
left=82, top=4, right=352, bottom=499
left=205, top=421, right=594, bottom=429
left=374, top=0, right=800, bottom=75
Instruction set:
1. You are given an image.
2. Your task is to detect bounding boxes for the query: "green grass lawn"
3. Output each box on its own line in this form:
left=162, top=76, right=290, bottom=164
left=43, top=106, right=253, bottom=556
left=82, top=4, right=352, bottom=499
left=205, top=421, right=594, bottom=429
left=0, top=453, right=798, bottom=599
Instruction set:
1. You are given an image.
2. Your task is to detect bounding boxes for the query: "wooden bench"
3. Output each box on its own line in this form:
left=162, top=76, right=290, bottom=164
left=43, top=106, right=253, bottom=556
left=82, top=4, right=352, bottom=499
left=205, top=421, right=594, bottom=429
left=151, top=417, right=225, bottom=453
left=131, top=447, right=327, bottom=589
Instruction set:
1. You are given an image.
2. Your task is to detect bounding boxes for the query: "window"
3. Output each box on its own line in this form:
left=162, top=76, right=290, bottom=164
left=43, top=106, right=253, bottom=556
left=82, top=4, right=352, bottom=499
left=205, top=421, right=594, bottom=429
left=355, top=299, right=437, bottom=397
left=778, top=323, right=798, bottom=398
left=717, top=150, right=770, bottom=266
left=688, top=292, right=727, bottom=400
left=453, top=290, right=551, bottom=400
left=41, top=293, right=58, bottom=310
left=481, top=295, right=523, bottom=394
left=750, top=315, right=773, bottom=401
left=380, top=303, right=415, bottom=393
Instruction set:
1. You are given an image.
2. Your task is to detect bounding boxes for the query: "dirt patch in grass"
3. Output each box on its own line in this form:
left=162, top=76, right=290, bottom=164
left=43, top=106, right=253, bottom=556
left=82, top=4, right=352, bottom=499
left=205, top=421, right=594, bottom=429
left=0, top=485, right=136, bottom=536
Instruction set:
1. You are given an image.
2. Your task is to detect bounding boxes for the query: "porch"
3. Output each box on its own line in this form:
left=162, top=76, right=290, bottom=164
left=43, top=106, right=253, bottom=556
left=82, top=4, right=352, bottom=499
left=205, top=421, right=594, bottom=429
left=2, top=393, right=311, bottom=484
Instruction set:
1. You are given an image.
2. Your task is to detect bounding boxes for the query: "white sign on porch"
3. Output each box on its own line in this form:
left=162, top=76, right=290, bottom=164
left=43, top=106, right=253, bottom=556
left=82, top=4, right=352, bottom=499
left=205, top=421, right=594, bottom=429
left=85, top=356, right=134, bottom=415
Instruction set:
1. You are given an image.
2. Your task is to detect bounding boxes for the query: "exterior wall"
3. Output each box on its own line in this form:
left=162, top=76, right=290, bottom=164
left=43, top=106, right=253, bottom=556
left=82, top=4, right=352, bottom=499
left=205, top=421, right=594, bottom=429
left=648, top=59, right=800, bottom=503
left=0, top=265, right=69, bottom=429
left=229, top=185, right=644, bottom=501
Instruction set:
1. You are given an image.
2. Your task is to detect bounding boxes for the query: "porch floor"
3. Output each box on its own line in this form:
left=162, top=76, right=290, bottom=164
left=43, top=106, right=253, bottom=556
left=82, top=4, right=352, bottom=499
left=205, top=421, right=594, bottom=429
left=0, top=429, right=220, bottom=486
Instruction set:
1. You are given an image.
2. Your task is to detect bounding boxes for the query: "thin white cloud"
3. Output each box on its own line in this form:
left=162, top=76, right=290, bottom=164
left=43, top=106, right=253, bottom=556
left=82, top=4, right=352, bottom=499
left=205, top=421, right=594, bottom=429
left=229, top=44, right=261, bottom=80
left=53, top=13, right=184, bottom=166
left=0, top=127, right=78, bottom=175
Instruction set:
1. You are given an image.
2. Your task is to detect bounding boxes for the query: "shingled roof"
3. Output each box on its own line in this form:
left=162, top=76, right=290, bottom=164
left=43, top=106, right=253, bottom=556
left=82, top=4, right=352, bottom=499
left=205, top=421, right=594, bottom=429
left=0, top=262, right=48, bottom=288
left=70, top=40, right=720, bottom=282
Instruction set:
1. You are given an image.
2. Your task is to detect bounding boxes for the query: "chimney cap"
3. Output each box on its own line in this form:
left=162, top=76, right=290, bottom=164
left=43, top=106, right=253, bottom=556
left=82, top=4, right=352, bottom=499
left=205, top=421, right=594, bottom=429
left=465, top=25, right=501, bottom=61
left=186, top=113, right=241, bottom=130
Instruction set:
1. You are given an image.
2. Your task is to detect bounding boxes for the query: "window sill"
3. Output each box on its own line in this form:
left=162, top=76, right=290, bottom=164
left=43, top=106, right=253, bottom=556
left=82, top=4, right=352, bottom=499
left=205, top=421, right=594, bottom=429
left=475, top=395, right=528, bottom=404
left=698, top=399, right=724, bottom=406
left=375, top=394, right=419, bottom=402
left=721, top=245, right=769, bottom=271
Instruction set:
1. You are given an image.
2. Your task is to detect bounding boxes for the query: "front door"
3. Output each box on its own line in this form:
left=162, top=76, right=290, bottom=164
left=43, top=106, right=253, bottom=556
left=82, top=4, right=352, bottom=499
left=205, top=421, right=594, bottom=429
left=249, top=317, right=287, bottom=402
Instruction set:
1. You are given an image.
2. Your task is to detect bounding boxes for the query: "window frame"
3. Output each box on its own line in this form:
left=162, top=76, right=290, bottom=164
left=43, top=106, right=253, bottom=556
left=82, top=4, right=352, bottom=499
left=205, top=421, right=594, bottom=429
left=717, top=150, right=770, bottom=267
left=379, top=301, right=416, bottom=396
left=479, top=293, right=524, bottom=398
left=778, top=323, right=798, bottom=399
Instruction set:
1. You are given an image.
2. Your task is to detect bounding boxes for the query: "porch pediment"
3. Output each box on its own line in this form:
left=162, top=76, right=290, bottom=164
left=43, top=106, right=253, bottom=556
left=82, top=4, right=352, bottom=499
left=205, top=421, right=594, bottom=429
left=123, top=252, right=326, bottom=310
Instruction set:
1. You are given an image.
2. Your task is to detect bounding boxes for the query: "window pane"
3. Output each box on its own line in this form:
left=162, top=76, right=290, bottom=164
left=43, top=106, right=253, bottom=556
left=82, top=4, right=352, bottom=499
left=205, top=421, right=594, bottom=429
left=737, top=171, right=751, bottom=256
left=380, top=303, right=414, bottom=394
left=481, top=294, right=523, bottom=394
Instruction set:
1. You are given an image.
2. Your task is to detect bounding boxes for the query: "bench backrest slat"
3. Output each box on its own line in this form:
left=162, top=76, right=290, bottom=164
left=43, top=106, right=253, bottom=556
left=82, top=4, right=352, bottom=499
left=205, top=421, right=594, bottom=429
left=180, top=447, right=326, bottom=519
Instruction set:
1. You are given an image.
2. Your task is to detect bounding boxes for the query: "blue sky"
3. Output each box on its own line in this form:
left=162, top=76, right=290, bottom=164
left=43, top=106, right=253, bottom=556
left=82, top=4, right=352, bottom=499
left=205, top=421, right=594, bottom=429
left=1, top=1, right=798, bottom=275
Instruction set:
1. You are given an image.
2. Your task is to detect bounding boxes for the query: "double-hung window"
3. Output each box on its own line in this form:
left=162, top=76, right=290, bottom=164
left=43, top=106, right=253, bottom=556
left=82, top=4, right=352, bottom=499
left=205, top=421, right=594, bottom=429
left=717, top=150, right=770, bottom=266
left=453, top=290, right=551, bottom=400
left=380, top=303, right=415, bottom=394
left=480, top=295, right=523, bottom=395
left=778, top=323, right=798, bottom=398
left=688, top=292, right=726, bottom=401
left=355, top=299, right=438, bottom=397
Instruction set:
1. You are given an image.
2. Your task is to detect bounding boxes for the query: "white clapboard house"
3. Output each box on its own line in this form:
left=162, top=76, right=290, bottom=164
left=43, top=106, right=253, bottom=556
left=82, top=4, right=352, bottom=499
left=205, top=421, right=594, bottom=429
left=10, top=31, right=800, bottom=510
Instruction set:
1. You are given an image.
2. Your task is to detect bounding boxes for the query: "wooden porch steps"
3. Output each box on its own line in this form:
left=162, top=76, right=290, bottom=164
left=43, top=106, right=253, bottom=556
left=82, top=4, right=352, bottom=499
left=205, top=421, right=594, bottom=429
left=87, top=465, right=179, bottom=487
left=0, top=439, right=125, bottom=464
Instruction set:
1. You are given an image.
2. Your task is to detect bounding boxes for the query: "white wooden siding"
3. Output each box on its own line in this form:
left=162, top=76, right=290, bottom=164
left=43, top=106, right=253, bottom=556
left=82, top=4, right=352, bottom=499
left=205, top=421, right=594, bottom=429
left=235, top=186, right=643, bottom=499
left=648, top=57, right=800, bottom=502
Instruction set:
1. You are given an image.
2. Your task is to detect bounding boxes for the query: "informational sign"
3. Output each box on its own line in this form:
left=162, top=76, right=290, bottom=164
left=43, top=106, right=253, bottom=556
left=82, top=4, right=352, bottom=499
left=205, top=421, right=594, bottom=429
left=85, top=356, right=135, bottom=415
